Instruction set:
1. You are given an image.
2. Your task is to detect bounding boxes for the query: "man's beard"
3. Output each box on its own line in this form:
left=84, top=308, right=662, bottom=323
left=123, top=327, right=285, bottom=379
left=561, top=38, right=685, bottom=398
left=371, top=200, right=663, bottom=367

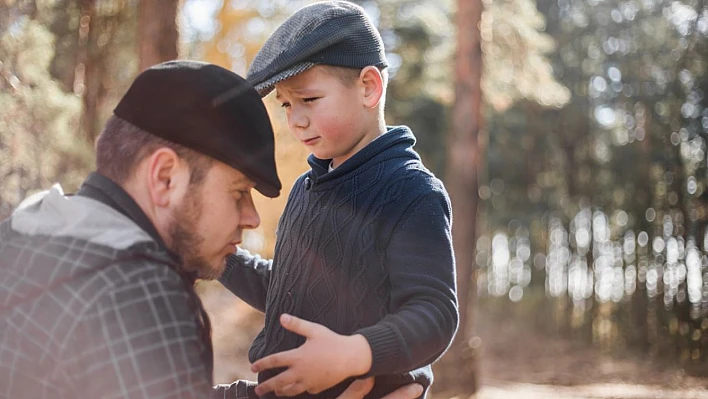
left=167, top=191, right=223, bottom=280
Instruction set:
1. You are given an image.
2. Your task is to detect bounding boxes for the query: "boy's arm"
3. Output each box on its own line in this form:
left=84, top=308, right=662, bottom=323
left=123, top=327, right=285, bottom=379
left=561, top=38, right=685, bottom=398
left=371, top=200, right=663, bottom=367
left=355, top=190, right=459, bottom=375
left=212, top=380, right=257, bottom=398
left=219, top=247, right=272, bottom=312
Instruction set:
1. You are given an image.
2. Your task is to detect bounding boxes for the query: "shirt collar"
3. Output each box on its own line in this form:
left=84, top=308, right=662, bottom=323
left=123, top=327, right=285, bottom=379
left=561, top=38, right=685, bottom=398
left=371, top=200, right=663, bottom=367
left=76, top=172, right=180, bottom=263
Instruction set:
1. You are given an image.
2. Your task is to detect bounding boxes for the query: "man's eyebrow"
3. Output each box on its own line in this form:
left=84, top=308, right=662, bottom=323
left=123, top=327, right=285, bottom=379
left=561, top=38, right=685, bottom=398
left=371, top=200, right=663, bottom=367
left=230, top=177, right=252, bottom=187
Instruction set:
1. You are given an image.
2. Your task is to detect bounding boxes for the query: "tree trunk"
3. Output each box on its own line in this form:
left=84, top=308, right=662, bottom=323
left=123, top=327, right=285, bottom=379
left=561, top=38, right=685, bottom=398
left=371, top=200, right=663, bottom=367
left=138, top=0, right=179, bottom=71
left=434, top=0, right=483, bottom=394
left=76, top=0, right=95, bottom=142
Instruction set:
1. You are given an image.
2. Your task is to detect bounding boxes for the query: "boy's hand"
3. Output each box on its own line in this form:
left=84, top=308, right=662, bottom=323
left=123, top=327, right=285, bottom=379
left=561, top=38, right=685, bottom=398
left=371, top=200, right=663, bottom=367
left=336, top=378, right=424, bottom=399
left=251, top=314, right=373, bottom=396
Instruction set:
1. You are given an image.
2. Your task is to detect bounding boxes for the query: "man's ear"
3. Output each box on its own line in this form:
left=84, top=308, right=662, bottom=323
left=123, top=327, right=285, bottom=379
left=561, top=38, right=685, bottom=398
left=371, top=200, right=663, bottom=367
left=359, top=66, right=384, bottom=109
left=145, top=148, right=188, bottom=208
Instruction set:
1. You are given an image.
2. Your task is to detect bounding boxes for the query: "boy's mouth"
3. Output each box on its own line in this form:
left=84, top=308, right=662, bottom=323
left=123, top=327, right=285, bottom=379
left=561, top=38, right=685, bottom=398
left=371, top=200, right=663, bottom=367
left=302, top=137, right=320, bottom=146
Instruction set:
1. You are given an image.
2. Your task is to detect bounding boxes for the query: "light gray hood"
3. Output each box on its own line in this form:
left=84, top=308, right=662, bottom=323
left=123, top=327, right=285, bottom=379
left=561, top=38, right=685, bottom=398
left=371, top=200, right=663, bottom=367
left=11, top=184, right=152, bottom=250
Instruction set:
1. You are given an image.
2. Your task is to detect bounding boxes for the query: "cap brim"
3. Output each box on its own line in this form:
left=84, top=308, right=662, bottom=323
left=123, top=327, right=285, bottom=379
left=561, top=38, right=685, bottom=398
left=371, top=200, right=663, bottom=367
left=253, top=62, right=316, bottom=97
left=254, top=182, right=280, bottom=198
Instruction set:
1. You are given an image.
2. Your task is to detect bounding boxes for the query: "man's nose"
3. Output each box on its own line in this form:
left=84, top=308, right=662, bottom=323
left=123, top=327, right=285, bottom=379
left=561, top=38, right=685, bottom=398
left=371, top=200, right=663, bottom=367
left=240, top=195, right=261, bottom=230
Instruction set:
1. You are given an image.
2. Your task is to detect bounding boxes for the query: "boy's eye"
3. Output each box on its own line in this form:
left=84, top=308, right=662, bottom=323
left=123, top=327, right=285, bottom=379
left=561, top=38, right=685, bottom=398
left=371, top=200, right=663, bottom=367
left=303, top=97, right=319, bottom=103
left=280, top=102, right=291, bottom=108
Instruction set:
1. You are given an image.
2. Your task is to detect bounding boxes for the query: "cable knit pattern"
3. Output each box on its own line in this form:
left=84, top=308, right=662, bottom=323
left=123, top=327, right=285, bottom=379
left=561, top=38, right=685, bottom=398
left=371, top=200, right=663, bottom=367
left=221, top=126, right=458, bottom=399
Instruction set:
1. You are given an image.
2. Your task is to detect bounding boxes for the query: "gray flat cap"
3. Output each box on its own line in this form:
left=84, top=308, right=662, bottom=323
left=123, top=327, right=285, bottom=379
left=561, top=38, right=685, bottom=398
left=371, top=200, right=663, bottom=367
left=246, top=1, right=388, bottom=97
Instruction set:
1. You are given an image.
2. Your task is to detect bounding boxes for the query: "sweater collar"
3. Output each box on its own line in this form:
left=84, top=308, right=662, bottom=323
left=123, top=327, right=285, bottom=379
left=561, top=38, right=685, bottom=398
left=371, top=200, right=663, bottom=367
left=307, top=125, right=418, bottom=181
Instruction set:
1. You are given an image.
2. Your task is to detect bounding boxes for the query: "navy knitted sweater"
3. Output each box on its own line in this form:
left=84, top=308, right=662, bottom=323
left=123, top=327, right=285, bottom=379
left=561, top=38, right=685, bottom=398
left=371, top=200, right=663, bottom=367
left=220, top=126, right=458, bottom=398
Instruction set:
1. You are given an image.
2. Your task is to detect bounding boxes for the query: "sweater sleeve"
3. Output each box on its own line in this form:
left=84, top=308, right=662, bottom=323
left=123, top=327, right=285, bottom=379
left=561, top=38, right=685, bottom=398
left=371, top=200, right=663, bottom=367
left=355, top=190, right=459, bottom=376
left=212, top=379, right=257, bottom=398
left=219, top=248, right=272, bottom=312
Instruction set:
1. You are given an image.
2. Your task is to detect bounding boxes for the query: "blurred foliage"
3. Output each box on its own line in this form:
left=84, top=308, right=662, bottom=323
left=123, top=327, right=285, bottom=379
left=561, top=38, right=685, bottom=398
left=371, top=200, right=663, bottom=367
left=481, top=0, right=570, bottom=111
left=0, top=0, right=140, bottom=219
left=0, top=2, right=92, bottom=219
left=478, top=0, right=708, bottom=374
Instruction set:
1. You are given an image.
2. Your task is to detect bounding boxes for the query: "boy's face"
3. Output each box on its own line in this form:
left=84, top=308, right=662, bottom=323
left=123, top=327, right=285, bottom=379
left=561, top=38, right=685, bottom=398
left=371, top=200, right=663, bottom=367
left=275, top=66, right=376, bottom=167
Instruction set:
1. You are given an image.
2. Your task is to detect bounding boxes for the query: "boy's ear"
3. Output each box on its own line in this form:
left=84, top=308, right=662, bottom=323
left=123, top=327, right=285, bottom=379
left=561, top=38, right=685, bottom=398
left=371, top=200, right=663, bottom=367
left=359, top=66, right=384, bottom=109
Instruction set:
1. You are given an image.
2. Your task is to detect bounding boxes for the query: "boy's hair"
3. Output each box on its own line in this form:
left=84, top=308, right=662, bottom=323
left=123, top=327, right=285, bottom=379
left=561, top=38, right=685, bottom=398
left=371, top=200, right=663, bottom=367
left=95, top=116, right=213, bottom=187
left=319, top=65, right=389, bottom=89
left=246, top=1, right=388, bottom=97
left=319, top=65, right=389, bottom=112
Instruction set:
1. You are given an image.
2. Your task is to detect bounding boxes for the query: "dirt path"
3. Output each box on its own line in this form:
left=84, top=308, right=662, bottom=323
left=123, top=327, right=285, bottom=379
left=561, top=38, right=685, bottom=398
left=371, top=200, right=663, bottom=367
left=476, top=381, right=708, bottom=399
left=466, top=302, right=708, bottom=399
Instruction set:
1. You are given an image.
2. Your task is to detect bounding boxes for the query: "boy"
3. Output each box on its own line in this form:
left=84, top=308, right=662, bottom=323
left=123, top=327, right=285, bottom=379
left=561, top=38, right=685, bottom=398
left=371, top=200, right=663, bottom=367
left=220, top=2, right=458, bottom=398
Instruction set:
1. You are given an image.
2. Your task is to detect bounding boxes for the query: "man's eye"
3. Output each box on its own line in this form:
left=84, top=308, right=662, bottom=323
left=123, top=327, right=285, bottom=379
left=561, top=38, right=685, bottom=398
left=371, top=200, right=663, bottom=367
left=233, top=190, right=249, bottom=201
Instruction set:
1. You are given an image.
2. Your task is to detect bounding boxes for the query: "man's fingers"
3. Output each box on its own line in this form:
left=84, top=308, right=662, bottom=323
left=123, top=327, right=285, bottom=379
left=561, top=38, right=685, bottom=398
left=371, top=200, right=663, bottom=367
left=279, top=313, right=321, bottom=338
left=254, top=370, right=299, bottom=396
left=251, top=349, right=297, bottom=373
left=275, top=381, right=307, bottom=397
left=381, top=383, right=424, bottom=399
left=335, top=378, right=374, bottom=399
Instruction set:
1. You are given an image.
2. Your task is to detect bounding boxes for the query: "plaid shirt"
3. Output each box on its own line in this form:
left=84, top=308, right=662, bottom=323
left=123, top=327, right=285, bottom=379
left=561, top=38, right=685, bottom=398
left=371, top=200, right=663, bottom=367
left=0, top=173, right=252, bottom=399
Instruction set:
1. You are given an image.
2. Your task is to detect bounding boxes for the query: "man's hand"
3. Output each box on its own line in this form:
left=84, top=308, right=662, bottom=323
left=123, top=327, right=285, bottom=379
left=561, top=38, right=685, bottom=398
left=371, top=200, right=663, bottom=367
left=251, top=314, right=373, bottom=397
left=335, top=378, right=424, bottom=399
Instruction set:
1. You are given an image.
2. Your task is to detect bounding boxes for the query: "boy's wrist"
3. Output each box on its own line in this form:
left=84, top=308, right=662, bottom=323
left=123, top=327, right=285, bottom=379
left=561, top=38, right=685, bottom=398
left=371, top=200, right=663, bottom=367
left=346, top=333, right=373, bottom=376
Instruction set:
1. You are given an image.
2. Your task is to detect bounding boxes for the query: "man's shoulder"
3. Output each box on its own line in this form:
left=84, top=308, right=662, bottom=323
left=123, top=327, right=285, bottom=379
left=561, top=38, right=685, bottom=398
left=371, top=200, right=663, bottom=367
left=48, top=240, right=187, bottom=313
left=92, top=245, right=185, bottom=293
left=0, top=234, right=187, bottom=354
left=74, top=250, right=192, bottom=331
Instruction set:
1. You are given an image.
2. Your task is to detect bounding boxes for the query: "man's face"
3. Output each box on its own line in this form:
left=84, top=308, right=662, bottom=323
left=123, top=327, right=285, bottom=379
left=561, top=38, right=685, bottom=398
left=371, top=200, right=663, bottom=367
left=167, top=161, right=260, bottom=280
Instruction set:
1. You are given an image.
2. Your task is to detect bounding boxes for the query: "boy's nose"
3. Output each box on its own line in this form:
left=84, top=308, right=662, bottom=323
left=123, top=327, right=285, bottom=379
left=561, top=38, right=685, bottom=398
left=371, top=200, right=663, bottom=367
left=290, top=110, right=309, bottom=129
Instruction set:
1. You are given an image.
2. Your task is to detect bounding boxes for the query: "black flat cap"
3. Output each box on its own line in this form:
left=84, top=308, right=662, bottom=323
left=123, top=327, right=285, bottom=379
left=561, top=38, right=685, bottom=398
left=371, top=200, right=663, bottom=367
left=247, top=1, right=388, bottom=97
left=114, top=60, right=281, bottom=197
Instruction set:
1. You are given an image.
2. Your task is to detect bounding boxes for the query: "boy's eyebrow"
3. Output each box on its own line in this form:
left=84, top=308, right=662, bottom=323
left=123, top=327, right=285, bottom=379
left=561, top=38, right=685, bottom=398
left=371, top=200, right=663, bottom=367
left=275, top=88, right=319, bottom=99
left=291, top=87, right=319, bottom=95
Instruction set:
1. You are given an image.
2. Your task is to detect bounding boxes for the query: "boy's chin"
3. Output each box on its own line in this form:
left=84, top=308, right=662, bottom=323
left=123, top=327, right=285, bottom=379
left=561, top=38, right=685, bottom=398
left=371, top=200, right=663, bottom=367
left=311, top=149, right=338, bottom=160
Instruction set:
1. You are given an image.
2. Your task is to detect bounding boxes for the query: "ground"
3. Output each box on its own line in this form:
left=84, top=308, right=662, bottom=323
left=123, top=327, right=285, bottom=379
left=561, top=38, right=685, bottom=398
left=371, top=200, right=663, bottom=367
left=449, top=299, right=708, bottom=399
left=199, top=282, right=708, bottom=399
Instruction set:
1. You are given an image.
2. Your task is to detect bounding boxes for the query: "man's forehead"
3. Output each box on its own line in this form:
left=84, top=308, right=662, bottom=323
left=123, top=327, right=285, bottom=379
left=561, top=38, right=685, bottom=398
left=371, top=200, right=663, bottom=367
left=214, top=162, right=256, bottom=188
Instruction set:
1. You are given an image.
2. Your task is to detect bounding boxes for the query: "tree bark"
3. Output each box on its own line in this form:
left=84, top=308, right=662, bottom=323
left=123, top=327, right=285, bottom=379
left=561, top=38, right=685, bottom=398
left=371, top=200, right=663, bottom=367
left=77, top=0, right=99, bottom=142
left=434, top=0, right=483, bottom=394
left=138, top=0, right=179, bottom=71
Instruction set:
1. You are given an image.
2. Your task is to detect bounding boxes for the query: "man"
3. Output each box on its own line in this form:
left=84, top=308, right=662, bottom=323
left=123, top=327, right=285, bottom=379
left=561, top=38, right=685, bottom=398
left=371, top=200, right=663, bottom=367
left=0, top=61, right=420, bottom=399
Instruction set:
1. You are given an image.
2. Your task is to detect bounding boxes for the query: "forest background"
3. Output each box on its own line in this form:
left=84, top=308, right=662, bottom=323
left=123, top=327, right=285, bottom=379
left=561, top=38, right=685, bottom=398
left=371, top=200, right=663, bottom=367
left=2, top=0, right=708, bottom=397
